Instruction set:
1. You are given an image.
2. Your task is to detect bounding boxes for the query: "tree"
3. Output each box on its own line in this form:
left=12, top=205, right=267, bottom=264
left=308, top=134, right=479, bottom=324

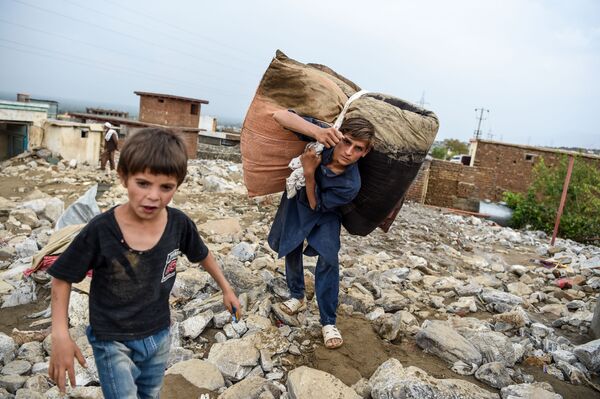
left=431, top=146, right=448, bottom=160
left=504, top=156, right=600, bottom=242
left=443, top=139, right=469, bottom=156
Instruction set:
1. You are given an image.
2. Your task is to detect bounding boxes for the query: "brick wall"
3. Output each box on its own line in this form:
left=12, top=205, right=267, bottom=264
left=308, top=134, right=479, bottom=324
left=405, top=159, right=431, bottom=203
left=405, top=141, right=600, bottom=212
left=138, top=96, right=201, bottom=128
left=472, top=141, right=600, bottom=200
left=180, top=131, right=198, bottom=159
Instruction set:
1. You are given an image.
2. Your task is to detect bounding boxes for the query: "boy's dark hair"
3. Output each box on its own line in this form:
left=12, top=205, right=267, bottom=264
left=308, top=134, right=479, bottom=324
left=117, top=128, right=188, bottom=185
left=339, top=117, right=375, bottom=145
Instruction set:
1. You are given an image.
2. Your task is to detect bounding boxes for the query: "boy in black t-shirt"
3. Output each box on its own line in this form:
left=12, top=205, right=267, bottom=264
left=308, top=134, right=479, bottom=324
left=48, top=128, right=241, bottom=398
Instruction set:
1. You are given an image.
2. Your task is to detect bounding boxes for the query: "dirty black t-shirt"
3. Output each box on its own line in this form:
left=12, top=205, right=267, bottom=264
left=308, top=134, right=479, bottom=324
left=48, top=207, right=208, bottom=341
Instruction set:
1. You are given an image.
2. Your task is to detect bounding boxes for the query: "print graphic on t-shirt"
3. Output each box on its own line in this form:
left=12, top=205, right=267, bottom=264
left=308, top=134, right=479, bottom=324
left=161, top=249, right=180, bottom=282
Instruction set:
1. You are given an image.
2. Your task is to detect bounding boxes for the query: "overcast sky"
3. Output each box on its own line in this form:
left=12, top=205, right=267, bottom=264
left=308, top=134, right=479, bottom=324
left=1, top=0, right=599, bottom=148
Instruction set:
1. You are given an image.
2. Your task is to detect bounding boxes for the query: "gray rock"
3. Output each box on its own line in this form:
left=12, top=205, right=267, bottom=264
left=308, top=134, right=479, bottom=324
left=1, top=360, right=31, bottom=376
left=207, top=337, right=260, bottom=381
left=0, top=334, right=16, bottom=365
left=551, top=349, right=577, bottom=365
left=509, top=265, right=528, bottom=277
left=351, top=377, right=370, bottom=399
left=1, top=280, right=36, bottom=308
left=17, top=342, right=44, bottom=364
left=506, top=282, right=532, bottom=297
left=0, top=375, right=27, bottom=394
left=447, top=296, right=478, bottom=314
left=573, top=339, right=600, bottom=372
left=480, top=288, right=523, bottom=308
left=224, top=265, right=266, bottom=292
left=218, top=376, right=281, bottom=399
left=455, top=283, right=482, bottom=297
left=374, top=290, right=409, bottom=312
left=467, top=331, right=518, bottom=366
left=368, top=358, right=498, bottom=399
left=378, top=311, right=418, bottom=341
left=500, top=382, right=561, bottom=399
left=341, top=286, right=375, bottom=314
left=181, top=310, right=214, bottom=339
left=260, top=349, right=273, bottom=372
left=566, top=300, right=586, bottom=311
left=230, top=242, right=255, bottom=262
left=165, top=359, right=225, bottom=391
left=166, top=347, right=194, bottom=369
left=214, top=310, right=233, bottom=328
left=415, top=320, right=482, bottom=366
left=15, top=388, right=43, bottom=399
left=20, top=197, right=64, bottom=223
left=271, top=303, right=301, bottom=327
left=67, top=291, right=88, bottom=327
left=287, top=366, right=360, bottom=399
left=475, top=362, right=514, bottom=389
left=245, top=315, right=272, bottom=332
left=23, top=374, right=50, bottom=392
left=14, top=239, right=38, bottom=259
left=171, top=268, right=210, bottom=299
left=0, top=246, right=16, bottom=261
left=8, top=209, right=40, bottom=230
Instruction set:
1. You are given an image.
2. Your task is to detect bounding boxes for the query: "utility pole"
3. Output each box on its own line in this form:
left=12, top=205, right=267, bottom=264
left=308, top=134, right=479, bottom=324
left=474, top=107, right=489, bottom=139
left=417, top=91, right=429, bottom=108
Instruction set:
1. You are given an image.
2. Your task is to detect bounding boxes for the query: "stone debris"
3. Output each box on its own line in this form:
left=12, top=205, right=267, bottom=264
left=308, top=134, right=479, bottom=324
left=0, top=150, right=599, bottom=397
left=287, top=366, right=360, bottom=399
left=165, top=358, right=225, bottom=391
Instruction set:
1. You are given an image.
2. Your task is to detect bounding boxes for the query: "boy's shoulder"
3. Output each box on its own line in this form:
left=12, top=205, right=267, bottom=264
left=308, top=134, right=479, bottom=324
left=167, top=206, right=192, bottom=222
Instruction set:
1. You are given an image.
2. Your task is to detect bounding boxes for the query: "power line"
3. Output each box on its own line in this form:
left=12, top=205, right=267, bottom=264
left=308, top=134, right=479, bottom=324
left=0, top=38, right=245, bottom=97
left=0, top=18, right=248, bottom=86
left=101, top=0, right=259, bottom=60
left=9, top=0, right=252, bottom=74
left=62, top=0, right=261, bottom=67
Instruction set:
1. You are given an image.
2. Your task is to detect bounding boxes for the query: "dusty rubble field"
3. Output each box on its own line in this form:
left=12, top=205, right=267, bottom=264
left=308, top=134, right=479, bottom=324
left=0, top=149, right=599, bottom=399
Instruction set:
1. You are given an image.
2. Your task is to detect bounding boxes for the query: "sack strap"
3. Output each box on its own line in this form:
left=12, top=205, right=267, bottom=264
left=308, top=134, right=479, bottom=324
left=333, top=89, right=371, bottom=129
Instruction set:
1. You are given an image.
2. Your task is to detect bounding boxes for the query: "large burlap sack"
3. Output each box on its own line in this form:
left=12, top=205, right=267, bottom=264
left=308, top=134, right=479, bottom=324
left=241, top=51, right=439, bottom=235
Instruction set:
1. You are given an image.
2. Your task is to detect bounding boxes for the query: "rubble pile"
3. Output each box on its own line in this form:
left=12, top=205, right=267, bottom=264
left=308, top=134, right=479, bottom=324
left=0, top=150, right=599, bottom=398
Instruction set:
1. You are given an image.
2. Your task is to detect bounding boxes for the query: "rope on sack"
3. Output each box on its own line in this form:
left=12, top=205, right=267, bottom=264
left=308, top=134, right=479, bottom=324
left=285, top=90, right=371, bottom=198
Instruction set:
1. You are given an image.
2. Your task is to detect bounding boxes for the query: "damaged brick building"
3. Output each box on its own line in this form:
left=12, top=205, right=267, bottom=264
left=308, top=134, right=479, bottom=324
left=406, top=139, right=600, bottom=212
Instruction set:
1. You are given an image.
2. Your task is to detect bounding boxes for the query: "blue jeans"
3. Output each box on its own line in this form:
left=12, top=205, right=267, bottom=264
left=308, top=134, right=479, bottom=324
left=285, top=244, right=339, bottom=325
left=86, top=326, right=170, bottom=399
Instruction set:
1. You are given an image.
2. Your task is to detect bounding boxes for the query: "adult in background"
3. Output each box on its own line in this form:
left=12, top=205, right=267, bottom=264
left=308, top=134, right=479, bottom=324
left=100, top=122, right=119, bottom=173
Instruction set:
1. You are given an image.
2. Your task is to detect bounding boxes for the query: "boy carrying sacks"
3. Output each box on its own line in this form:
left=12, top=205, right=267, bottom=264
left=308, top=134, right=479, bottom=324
left=47, top=128, right=241, bottom=398
left=268, top=110, right=374, bottom=349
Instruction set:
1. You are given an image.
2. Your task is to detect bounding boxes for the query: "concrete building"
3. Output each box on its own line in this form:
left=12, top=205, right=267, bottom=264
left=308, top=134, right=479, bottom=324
left=0, top=100, right=48, bottom=160
left=406, top=139, right=600, bottom=212
left=39, top=120, right=104, bottom=165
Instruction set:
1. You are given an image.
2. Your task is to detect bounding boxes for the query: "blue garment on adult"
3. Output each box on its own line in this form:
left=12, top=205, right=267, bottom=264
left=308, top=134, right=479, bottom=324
left=267, top=143, right=361, bottom=266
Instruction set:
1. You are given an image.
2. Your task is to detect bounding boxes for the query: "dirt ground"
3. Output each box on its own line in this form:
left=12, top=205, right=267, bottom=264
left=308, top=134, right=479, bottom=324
left=0, top=289, right=50, bottom=336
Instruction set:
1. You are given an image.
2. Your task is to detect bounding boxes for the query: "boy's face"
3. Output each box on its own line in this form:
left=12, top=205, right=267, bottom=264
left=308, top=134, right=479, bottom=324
left=332, top=134, right=371, bottom=166
left=120, top=170, right=178, bottom=221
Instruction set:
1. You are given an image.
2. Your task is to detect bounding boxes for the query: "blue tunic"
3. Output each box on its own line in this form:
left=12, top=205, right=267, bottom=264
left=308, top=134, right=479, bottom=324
left=267, top=146, right=361, bottom=266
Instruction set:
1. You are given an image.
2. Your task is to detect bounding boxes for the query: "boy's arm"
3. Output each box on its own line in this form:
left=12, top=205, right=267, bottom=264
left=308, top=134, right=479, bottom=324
left=301, top=147, right=322, bottom=210
left=49, top=278, right=86, bottom=394
left=200, top=252, right=241, bottom=318
left=273, top=110, right=343, bottom=148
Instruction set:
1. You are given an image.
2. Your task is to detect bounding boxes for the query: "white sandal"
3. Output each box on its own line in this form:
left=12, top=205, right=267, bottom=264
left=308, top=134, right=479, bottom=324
left=322, top=324, right=343, bottom=349
left=280, top=297, right=306, bottom=315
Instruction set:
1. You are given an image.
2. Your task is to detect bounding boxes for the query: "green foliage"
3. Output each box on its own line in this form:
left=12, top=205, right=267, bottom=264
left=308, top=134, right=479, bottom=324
left=503, top=156, right=600, bottom=242
left=431, top=146, right=448, bottom=160
left=430, top=139, right=469, bottom=160
left=443, top=139, right=469, bottom=156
